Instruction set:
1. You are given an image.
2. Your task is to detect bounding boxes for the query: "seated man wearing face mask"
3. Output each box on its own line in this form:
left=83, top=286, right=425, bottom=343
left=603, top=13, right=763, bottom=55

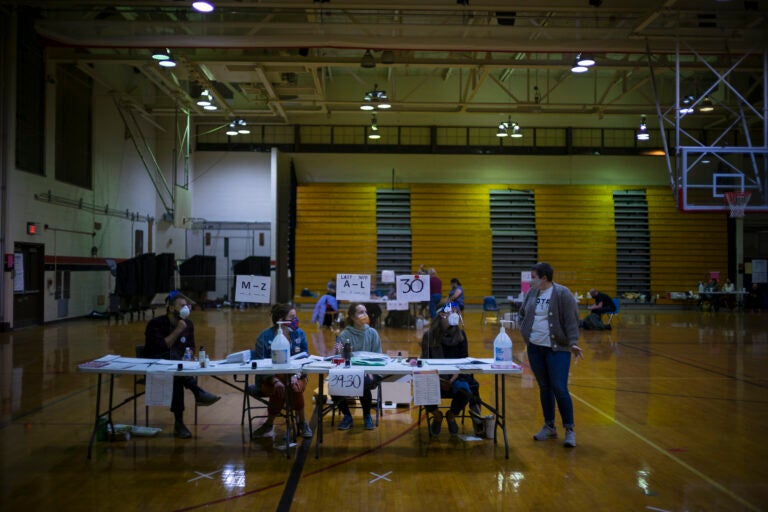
left=144, top=291, right=221, bottom=439
left=420, top=303, right=483, bottom=437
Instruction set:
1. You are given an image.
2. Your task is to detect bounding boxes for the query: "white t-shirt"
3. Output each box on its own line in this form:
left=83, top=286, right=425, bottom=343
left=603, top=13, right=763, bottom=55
left=529, top=286, right=553, bottom=346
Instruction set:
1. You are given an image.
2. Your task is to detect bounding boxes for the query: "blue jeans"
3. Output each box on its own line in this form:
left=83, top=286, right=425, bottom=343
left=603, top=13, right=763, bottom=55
left=526, top=343, right=574, bottom=429
left=429, top=293, right=442, bottom=318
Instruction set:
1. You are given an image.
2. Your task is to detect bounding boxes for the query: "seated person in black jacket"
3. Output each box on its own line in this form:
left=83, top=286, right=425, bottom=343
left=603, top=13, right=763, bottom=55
left=420, top=303, right=483, bottom=437
left=144, top=291, right=220, bottom=439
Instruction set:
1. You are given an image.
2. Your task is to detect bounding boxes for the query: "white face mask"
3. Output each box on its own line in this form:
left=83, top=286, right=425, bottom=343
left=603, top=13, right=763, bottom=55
left=448, top=312, right=460, bottom=326
left=179, top=305, right=191, bottom=319
left=530, top=277, right=542, bottom=290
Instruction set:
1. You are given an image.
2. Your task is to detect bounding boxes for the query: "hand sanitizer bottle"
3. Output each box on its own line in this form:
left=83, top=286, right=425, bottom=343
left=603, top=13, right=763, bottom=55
left=271, top=322, right=291, bottom=367
left=492, top=320, right=513, bottom=369
left=198, top=346, right=207, bottom=368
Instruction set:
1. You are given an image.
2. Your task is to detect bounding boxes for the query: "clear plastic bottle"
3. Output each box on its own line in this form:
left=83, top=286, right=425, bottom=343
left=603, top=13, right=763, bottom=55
left=198, top=346, right=207, bottom=368
left=271, top=322, right=290, bottom=366
left=183, top=347, right=192, bottom=361
left=492, top=320, right=513, bottom=369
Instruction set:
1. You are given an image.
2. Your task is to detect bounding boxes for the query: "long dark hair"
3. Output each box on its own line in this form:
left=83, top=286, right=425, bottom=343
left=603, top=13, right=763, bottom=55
left=344, top=302, right=364, bottom=327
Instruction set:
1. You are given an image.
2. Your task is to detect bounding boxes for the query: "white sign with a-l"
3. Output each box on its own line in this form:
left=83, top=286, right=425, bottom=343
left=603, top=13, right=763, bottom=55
left=396, top=274, right=430, bottom=302
left=234, top=275, right=271, bottom=303
left=336, top=274, right=371, bottom=302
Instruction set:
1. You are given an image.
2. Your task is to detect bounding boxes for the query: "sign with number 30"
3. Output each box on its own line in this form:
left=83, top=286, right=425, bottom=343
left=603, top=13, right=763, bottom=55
left=395, top=274, right=430, bottom=302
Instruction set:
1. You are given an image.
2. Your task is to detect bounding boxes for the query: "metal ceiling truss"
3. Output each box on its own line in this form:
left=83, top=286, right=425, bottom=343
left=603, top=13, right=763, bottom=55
left=650, top=42, right=767, bottom=212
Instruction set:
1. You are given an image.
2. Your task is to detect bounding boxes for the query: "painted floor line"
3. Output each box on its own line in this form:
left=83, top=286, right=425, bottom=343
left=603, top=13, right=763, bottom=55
left=571, top=391, right=761, bottom=512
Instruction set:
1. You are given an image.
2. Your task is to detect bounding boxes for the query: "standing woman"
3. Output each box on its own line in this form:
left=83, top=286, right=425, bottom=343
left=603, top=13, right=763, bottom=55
left=518, top=262, right=583, bottom=448
left=249, top=303, right=313, bottom=439
left=333, top=303, right=383, bottom=431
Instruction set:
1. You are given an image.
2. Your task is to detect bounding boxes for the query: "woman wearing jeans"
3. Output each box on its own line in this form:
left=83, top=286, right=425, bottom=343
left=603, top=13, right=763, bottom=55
left=518, top=262, right=583, bottom=448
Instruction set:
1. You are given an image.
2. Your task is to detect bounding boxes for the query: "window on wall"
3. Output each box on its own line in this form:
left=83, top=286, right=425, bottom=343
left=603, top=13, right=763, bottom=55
left=490, top=190, right=538, bottom=297
left=55, top=64, right=93, bottom=189
left=15, top=7, right=45, bottom=175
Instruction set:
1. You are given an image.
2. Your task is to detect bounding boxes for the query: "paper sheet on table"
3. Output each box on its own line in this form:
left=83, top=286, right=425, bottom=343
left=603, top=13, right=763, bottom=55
left=412, top=370, right=440, bottom=406
left=423, top=358, right=470, bottom=365
left=145, top=370, right=173, bottom=406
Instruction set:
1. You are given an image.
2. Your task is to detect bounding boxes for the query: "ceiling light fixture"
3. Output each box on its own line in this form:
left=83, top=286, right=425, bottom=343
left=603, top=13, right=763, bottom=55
left=226, top=121, right=239, bottom=136
left=361, top=84, right=391, bottom=110
left=496, top=117, right=523, bottom=138
left=680, top=94, right=695, bottom=115
left=636, top=115, right=650, bottom=141
left=381, top=50, right=395, bottom=65
left=236, top=119, right=250, bottom=134
left=156, top=49, right=176, bottom=68
left=368, top=114, right=381, bottom=140
left=571, top=53, right=591, bottom=73
left=151, top=49, right=170, bottom=61
left=699, top=96, right=714, bottom=112
left=577, top=53, right=596, bottom=67
left=192, top=1, right=215, bottom=13
left=360, top=50, right=376, bottom=69
left=196, top=89, right=213, bottom=107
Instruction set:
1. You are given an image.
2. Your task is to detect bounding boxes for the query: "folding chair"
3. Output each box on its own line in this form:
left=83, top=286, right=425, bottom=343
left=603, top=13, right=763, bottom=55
left=482, top=296, right=500, bottom=325
left=606, top=298, right=620, bottom=325
left=316, top=379, right=383, bottom=427
left=239, top=375, right=298, bottom=459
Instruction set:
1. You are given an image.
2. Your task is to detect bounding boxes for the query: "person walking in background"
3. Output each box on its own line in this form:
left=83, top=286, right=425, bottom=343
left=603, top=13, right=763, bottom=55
left=518, top=262, right=582, bottom=448
left=428, top=268, right=443, bottom=319
left=144, top=291, right=220, bottom=439
left=447, top=278, right=465, bottom=311
left=248, top=303, right=313, bottom=439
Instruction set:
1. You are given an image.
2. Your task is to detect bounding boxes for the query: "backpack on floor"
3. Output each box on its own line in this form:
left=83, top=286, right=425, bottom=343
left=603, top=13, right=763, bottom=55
left=582, top=312, right=606, bottom=330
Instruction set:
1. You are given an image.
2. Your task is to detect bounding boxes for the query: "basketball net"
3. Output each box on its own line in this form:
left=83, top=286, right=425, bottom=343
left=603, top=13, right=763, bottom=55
left=724, top=191, right=751, bottom=218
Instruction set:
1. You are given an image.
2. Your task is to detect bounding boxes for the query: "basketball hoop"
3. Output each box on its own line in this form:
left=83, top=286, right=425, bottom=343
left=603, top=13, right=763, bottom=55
left=724, top=191, right=751, bottom=218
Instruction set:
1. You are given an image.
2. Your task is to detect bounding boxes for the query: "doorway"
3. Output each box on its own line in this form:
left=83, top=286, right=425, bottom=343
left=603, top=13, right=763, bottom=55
left=13, top=242, right=45, bottom=328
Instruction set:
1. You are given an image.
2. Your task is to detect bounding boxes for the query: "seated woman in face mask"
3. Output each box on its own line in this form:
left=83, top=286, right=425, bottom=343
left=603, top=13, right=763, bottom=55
left=420, top=303, right=483, bottom=437
left=248, top=303, right=313, bottom=440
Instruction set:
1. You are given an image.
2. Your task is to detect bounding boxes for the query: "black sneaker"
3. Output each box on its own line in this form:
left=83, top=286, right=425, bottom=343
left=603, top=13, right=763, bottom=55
left=174, top=422, right=192, bottom=439
left=196, top=391, right=221, bottom=406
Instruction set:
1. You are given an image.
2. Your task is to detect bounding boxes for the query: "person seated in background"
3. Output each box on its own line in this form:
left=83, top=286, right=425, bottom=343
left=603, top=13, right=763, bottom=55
left=311, top=290, right=338, bottom=327
left=581, top=288, right=616, bottom=330
left=421, top=302, right=484, bottom=437
left=722, top=278, right=736, bottom=310
left=447, top=278, right=465, bottom=311
left=332, top=303, right=383, bottom=431
left=144, top=291, right=220, bottom=439
left=248, top=303, right=313, bottom=439
left=702, top=278, right=720, bottom=311
left=326, top=278, right=336, bottom=295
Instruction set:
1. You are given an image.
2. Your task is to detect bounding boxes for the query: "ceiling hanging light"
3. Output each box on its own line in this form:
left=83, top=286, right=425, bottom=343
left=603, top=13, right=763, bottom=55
left=226, top=121, right=239, bottom=136
left=361, top=84, right=391, bottom=110
left=576, top=53, right=596, bottom=67
left=680, top=94, right=695, bottom=115
left=699, top=96, right=714, bottom=112
left=236, top=119, right=250, bottom=134
left=192, top=1, right=215, bottom=13
left=571, top=53, right=591, bottom=73
left=151, top=48, right=170, bottom=61
left=196, top=89, right=212, bottom=107
left=636, top=115, right=650, bottom=141
left=496, top=117, right=523, bottom=138
left=368, top=114, right=381, bottom=140
left=360, top=50, right=376, bottom=69
left=157, top=49, right=176, bottom=68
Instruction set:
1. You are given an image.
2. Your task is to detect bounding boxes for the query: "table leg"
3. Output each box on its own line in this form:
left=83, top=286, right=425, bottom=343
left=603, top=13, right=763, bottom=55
left=87, top=373, right=103, bottom=459
left=315, top=374, right=324, bottom=459
left=500, top=374, right=509, bottom=459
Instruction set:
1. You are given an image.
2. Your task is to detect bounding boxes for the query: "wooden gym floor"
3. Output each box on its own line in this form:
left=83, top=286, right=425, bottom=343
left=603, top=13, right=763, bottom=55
left=1, top=305, right=767, bottom=512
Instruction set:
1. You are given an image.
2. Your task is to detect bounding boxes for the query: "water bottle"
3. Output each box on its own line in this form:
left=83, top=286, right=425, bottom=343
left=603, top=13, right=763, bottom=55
left=198, top=346, right=207, bottom=368
left=492, top=320, right=513, bottom=369
left=183, top=347, right=192, bottom=361
left=271, top=322, right=290, bottom=366
left=343, top=340, right=352, bottom=367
